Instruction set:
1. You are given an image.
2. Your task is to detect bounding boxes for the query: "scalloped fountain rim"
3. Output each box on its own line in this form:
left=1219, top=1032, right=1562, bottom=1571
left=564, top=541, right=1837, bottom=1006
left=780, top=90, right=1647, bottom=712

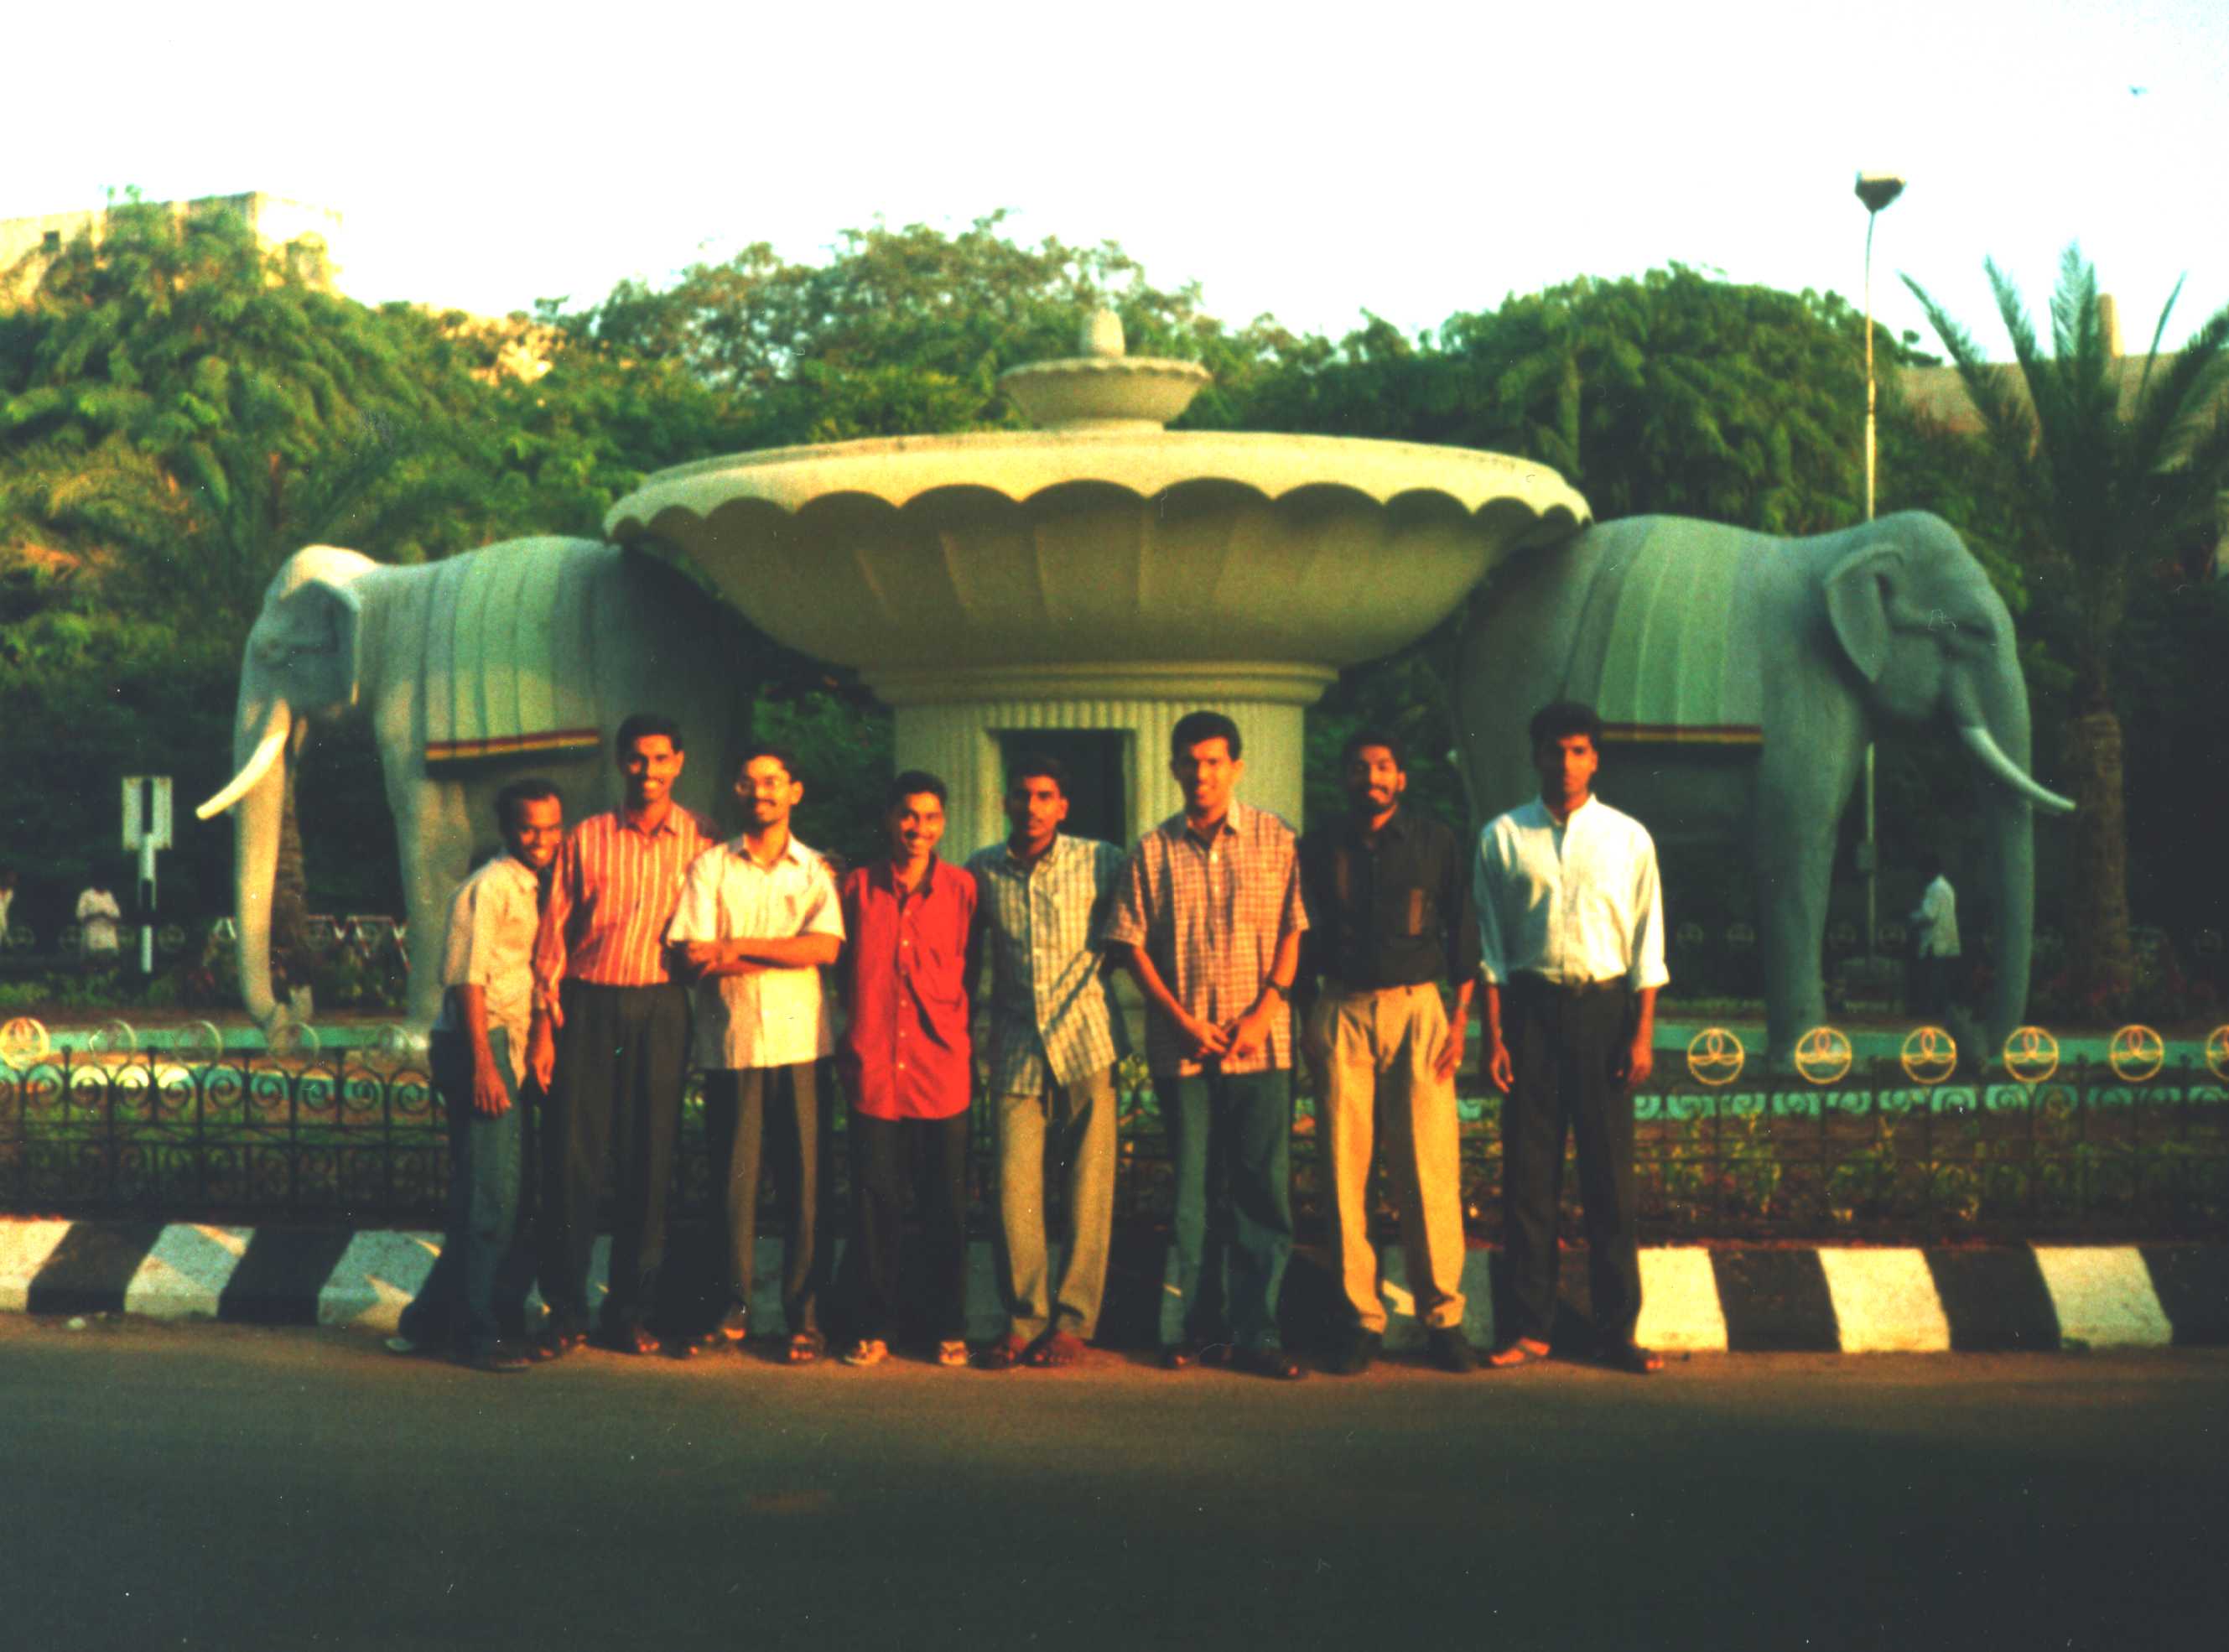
left=606, top=429, right=1592, bottom=537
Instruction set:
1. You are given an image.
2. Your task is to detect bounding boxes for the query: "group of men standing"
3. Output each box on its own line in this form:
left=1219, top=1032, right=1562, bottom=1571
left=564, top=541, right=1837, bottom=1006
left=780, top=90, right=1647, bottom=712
left=395, top=698, right=1669, bottom=1381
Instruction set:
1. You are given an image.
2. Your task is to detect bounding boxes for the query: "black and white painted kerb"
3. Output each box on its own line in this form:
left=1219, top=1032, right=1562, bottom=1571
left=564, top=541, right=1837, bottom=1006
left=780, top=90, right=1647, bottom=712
left=4, top=1220, right=2222, bottom=1353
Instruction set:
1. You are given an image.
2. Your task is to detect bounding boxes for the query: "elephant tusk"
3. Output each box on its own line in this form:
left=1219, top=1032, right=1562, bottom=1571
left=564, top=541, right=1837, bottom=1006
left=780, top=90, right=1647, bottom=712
left=196, top=714, right=291, bottom=820
left=1958, top=725, right=2076, bottom=813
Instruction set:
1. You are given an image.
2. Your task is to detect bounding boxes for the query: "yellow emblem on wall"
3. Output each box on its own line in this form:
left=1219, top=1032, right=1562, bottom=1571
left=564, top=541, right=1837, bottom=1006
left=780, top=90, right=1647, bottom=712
left=1899, top=1026, right=1958, bottom=1086
left=2001, top=1026, right=2060, bottom=1086
left=0, top=1016, right=49, bottom=1065
left=1793, top=1026, right=1852, bottom=1085
left=1686, top=1027, right=1745, bottom=1087
left=2107, top=1025, right=2165, bottom=1083
left=2207, top=1026, right=2229, bottom=1083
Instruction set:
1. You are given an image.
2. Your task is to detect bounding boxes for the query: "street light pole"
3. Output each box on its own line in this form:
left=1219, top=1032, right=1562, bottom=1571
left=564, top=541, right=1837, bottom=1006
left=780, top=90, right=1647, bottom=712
left=1855, top=172, right=1904, bottom=967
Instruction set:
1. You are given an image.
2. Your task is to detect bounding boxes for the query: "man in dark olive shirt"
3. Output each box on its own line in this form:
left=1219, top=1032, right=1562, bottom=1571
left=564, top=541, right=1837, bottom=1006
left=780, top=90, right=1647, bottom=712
left=1298, top=730, right=1480, bottom=1374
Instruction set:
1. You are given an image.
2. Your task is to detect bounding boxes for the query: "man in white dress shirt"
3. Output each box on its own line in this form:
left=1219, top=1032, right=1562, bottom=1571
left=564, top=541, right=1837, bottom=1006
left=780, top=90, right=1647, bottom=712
left=668, top=746, right=845, bottom=1361
left=1474, top=701, right=1668, bottom=1375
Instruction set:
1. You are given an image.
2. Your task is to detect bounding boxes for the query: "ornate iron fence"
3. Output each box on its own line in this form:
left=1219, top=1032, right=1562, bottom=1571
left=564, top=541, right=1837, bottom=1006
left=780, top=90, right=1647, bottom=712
left=3, top=1049, right=2223, bottom=1241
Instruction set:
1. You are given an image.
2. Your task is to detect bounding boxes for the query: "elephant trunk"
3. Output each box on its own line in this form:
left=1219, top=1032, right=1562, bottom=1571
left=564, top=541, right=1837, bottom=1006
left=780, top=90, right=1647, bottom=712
left=205, top=696, right=294, bottom=1026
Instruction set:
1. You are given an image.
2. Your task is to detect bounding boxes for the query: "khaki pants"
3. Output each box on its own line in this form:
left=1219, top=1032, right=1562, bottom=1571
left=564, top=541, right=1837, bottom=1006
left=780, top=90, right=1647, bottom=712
left=1306, top=984, right=1467, bottom=1335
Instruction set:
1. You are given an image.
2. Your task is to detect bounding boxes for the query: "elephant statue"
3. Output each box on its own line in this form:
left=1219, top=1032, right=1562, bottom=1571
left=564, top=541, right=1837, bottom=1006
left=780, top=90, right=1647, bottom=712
left=198, top=536, right=756, bottom=1029
left=1450, top=511, right=2073, bottom=1064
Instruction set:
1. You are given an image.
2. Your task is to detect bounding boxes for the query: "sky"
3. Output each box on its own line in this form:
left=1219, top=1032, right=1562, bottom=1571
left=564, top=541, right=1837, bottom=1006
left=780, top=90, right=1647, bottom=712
left=10, top=0, right=2228, bottom=357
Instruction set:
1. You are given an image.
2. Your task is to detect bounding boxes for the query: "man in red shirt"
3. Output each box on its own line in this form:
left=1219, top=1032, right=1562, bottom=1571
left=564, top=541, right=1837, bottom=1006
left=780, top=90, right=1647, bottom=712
left=835, top=771, right=979, bottom=1369
left=527, top=714, right=713, bottom=1358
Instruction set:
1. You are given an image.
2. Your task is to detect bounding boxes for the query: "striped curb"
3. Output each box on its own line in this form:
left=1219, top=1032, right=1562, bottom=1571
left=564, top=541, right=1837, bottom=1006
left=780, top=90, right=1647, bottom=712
left=4, top=1220, right=2224, bottom=1353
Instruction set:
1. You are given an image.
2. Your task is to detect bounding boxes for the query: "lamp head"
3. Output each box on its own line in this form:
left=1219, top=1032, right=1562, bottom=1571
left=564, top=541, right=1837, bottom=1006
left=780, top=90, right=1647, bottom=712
left=1855, top=173, right=1906, bottom=214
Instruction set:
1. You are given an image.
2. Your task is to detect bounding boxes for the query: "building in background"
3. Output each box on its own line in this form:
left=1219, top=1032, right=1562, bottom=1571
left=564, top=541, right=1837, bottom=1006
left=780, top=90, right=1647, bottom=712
left=0, top=192, right=346, bottom=304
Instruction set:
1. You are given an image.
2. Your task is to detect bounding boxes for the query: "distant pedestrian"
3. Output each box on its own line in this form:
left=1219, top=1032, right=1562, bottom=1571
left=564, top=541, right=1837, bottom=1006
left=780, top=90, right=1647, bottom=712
left=76, top=883, right=122, bottom=955
left=968, top=755, right=1127, bottom=1371
left=668, top=746, right=844, bottom=1365
left=1474, top=701, right=1667, bottom=1377
left=1299, top=730, right=1481, bottom=1375
left=1106, top=710, right=1309, bottom=1381
left=836, top=771, right=979, bottom=1369
left=529, top=714, right=712, bottom=1360
left=1908, top=855, right=1961, bottom=1021
left=388, top=781, right=564, bottom=1373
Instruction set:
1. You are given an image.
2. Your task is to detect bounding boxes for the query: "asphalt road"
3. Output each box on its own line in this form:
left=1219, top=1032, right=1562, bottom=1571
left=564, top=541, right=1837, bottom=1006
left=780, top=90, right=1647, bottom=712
left=4, top=1317, right=2223, bottom=1652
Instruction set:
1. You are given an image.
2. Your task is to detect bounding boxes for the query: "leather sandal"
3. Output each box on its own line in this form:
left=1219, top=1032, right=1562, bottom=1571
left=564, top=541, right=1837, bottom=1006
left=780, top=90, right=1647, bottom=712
left=981, top=1333, right=1031, bottom=1370
left=1026, top=1330, right=1087, bottom=1369
left=786, top=1331, right=825, bottom=1365
left=1486, top=1337, right=1551, bottom=1369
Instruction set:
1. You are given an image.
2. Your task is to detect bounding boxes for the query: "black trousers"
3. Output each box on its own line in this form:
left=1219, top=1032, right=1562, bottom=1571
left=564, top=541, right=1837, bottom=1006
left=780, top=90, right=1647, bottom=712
left=1499, top=979, right=1640, bottom=1346
left=539, top=980, right=688, bottom=1333
left=849, top=1110, right=970, bottom=1343
left=702, top=1062, right=832, bottom=1338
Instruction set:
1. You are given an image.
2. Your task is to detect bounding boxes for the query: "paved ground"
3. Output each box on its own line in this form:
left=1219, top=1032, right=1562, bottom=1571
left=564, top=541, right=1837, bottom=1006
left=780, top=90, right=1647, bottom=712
left=5, top=1317, right=2225, bottom=1651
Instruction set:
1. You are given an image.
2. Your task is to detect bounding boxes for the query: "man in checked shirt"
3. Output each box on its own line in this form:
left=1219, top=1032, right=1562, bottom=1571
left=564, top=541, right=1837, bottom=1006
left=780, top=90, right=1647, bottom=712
left=1107, top=710, right=1309, bottom=1380
left=527, top=713, right=714, bottom=1359
left=967, top=755, right=1128, bottom=1370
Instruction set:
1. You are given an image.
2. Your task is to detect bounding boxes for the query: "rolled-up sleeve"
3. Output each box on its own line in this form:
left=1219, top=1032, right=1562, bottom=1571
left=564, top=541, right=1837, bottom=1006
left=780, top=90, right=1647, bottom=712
left=1628, top=838, right=1670, bottom=992
left=1103, top=846, right=1149, bottom=949
left=1473, top=829, right=1509, bottom=985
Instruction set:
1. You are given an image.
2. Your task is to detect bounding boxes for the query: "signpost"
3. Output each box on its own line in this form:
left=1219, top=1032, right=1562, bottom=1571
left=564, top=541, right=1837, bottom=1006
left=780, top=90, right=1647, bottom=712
left=122, top=776, right=173, bottom=978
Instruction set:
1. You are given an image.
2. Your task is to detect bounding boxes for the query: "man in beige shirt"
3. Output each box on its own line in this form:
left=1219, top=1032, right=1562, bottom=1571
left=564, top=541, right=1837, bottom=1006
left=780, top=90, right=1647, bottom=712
left=390, top=780, right=564, bottom=1372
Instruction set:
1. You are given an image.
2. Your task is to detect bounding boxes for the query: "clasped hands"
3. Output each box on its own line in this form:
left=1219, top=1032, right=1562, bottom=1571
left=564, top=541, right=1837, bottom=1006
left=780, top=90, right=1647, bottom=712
left=1176, top=1000, right=1278, bottom=1065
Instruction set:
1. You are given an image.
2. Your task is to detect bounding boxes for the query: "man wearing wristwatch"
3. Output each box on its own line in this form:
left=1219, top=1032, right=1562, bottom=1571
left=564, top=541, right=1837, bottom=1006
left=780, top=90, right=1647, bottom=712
left=1107, top=710, right=1309, bottom=1380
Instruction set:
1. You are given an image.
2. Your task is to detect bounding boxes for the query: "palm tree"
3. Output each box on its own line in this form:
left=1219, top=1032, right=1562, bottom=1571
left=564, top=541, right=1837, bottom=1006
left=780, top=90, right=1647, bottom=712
left=1904, top=248, right=2229, bottom=1000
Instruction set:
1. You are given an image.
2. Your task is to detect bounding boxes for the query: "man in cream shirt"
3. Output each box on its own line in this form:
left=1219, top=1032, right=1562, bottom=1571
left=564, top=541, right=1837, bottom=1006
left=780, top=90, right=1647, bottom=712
left=668, top=745, right=844, bottom=1362
left=1474, top=701, right=1668, bottom=1375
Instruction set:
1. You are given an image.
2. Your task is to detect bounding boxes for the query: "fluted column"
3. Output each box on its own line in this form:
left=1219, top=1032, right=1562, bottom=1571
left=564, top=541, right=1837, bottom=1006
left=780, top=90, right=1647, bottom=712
left=875, top=661, right=1334, bottom=858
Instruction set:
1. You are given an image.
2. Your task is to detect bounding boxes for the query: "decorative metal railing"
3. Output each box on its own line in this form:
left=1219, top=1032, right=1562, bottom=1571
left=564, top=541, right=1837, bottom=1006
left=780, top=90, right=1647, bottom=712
left=3, top=1033, right=2223, bottom=1240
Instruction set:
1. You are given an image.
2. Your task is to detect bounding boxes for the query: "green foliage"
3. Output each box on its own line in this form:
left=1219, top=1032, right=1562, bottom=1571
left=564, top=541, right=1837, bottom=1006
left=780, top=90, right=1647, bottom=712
left=1242, top=266, right=1872, bottom=535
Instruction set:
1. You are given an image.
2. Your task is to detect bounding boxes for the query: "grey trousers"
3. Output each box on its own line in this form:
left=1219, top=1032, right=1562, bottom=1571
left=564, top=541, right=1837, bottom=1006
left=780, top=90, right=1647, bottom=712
left=993, top=1063, right=1118, bottom=1341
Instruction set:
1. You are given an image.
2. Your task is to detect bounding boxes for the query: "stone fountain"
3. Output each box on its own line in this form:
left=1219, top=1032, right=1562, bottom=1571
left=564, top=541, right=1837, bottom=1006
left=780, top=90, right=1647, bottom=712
left=605, top=312, right=1588, bottom=854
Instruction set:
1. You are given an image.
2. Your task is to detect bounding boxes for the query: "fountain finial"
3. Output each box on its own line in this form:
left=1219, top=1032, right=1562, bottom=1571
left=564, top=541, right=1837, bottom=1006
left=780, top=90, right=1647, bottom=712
left=1081, top=309, right=1125, bottom=359
left=1000, top=306, right=1209, bottom=432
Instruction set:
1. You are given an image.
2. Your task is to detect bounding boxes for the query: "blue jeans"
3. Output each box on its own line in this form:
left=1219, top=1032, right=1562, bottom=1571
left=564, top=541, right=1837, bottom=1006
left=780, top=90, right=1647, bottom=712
left=400, top=1028, right=528, bottom=1356
left=1156, top=1068, right=1294, bottom=1351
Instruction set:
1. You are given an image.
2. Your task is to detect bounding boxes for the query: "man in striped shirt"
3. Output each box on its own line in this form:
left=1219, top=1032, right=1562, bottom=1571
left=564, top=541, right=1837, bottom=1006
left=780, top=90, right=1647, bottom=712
left=967, top=755, right=1127, bottom=1369
left=528, top=713, right=714, bottom=1358
left=1107, top=710, right=1309, bottom=1380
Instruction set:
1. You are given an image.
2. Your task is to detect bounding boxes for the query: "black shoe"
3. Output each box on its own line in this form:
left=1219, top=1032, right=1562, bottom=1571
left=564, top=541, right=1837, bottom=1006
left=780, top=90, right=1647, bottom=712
left=683, top=1303, right=750, bottom=1356
left=1231, top=1345, right=1307, bottom=1382
left=1426, top=1327, right=1479, bottom=1374
left=1597, top=1340, right=1664, bottom=1376
left=457, top=1342, right=532, bottom=1374
left=597, top=1322, right=662, bottom=1357
left=1160, top=1341, right=1200, bottom=1371
left=528, top=1324, right=586, bottom=1363
left=1323, top=1331, right=1381, bottom=1376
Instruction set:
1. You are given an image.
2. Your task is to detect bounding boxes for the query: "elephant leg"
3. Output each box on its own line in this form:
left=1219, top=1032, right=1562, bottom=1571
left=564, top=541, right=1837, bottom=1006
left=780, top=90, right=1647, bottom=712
left=1754, top=738, right=1861, bottom=1066
left=388, top=767, right=474, bottom=1031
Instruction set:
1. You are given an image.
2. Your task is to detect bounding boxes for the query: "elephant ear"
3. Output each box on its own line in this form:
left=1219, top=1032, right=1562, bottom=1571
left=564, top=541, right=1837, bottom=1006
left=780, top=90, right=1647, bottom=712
left=1824, top=547, right=1904, bottom=684
left=256, top=549, right=368, bottom=710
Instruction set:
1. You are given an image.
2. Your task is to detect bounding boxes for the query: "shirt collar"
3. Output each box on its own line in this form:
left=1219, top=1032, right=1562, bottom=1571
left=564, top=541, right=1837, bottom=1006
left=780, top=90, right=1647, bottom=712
left=729, top=831, right=815, bottom=870
left=875, top=856, right=940, bottom=896
left=617, top=805, right=689, bottom=839
left=1004, top=831, right=1067, bottom=870
left=1342, top=804, right=1408, bottom=847
left=1177, top=801, right=1248, bottom=847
